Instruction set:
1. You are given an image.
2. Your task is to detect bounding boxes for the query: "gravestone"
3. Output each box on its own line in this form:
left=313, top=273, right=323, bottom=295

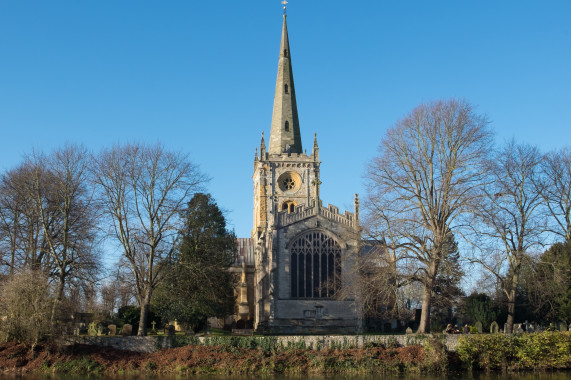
left=490, top=321, right=499, bottom=334
left=504, top=323, right=509, bottom=334
left=405, top=327, right=413, bottom=334
left=560, top=321, right=568, bottom=332
left=97, top=325, right=105, bottom=336
left=121, top=324, right=133, bottom=336
left=475, top=321, right=483, bottom=334
left=108, top=324, right=117, bottom=336
left=151, top=321, right=157, bottom=335
left=88, top=322, right=97, bottom=336
left=148, top=322, right=157, bottom=336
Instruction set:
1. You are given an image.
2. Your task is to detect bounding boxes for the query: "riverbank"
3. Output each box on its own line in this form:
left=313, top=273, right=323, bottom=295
left=0, top=332, right=569, bottom=376
left=0, top=341, right=448, bottom=376
left=60, top=333, right=462, bottom=353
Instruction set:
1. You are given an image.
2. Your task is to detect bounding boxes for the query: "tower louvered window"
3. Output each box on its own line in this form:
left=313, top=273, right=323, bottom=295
left=290, top=231, right=342, bottom=298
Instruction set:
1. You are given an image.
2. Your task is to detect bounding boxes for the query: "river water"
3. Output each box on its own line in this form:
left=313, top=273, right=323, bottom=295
left=1, top=373, right=570, bottom=380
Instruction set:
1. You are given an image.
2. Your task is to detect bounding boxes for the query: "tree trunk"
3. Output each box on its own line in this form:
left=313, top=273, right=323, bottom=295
left=506, top=274, right=519, bottom=334
left=138, top=290, right=152, bottom=336
left=417, top=260, right=438, bottom=333
left=51, top=274, right=65, bottom=323
left=506, top=291, right=515, bottom=334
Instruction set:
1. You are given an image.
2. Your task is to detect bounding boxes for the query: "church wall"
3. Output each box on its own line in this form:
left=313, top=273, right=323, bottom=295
left=266, top=214, right=362, bottom=333
left=275, top=300, right=359, bottom=320
left=275, top=215, right=360, bottom=300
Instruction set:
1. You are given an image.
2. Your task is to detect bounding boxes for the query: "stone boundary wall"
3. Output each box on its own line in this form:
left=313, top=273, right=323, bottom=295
left=62, top=334, right=461, bottom=353
left=61, top=336, right=169, bottom=353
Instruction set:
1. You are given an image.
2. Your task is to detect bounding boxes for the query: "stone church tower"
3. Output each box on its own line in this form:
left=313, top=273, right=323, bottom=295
left=251, top=14, right=362, bottom=334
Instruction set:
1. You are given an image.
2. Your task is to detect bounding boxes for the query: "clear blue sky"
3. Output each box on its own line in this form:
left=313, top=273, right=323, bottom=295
left=1, top=1, right=570, bottom=239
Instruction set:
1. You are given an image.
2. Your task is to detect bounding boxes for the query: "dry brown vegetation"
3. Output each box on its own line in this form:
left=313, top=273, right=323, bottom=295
left=0, top=341, right=442, bottom=376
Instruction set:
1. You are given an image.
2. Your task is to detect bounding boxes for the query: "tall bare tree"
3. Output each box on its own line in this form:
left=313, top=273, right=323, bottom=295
left=0, top=168, right=27, bottom=275
left=1, top=145, right=100, bottom=321
left=0, top=165, right=48, bottom=274
left=365, top=99, right=491, bottom=333
left=26, top=145, right=100, bottom=321
left=539, top=147, right=571, bottom=242
left=470, top=141, right=544, bottom=333
left=93, top=143, right=205, bottom=336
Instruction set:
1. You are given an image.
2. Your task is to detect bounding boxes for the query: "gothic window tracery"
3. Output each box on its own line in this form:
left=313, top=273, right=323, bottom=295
left=282, top=177, right=295, bottom=190
left=278, top=172, right=301, bottom=192
left=290, top=231, right=342, bottom=298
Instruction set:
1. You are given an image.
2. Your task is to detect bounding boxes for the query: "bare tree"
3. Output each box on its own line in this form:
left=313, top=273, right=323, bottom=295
left=0, top=165, right=49, bottom=275
left=539, top=147, right=571, bottom=242
left=100, top=267, right=136, bottom=316
left=0, top=270, right=55, bottom=348
left=470, top=141, right=544, bottom=333
left=0, top=168, right=26, bottom=275
left=352, top=242, right=401, bottom=322
left=92, top=143, right=205, bottom=336
left=24, top=145, right=100, bottom=321
left=365, top=99, right=491, bottom=333
left=1, top=145, right=100, bottom=323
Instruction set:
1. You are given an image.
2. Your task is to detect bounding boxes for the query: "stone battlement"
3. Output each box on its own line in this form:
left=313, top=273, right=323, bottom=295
left=277, top=203, right=355, bottom=228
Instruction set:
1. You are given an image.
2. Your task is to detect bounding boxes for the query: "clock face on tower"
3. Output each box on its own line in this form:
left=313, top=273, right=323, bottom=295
left=278, top=171, right=301, bottom=193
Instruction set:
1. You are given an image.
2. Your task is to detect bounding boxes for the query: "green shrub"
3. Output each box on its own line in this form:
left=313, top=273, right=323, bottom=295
left=422, top=336, right=448, bottom=372
left=457, top=331, right=571, bottom=370
left=170, top=334, right=199, bottom=348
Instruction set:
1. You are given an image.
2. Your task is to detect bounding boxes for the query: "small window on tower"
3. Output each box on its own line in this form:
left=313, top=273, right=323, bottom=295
left=282, top=200, right=297, bottom=214
left=284, top=84, right=288, bottom=94
left=285, top=121, right=290, bottom=132
left=284, top=49, right=288, bottom=57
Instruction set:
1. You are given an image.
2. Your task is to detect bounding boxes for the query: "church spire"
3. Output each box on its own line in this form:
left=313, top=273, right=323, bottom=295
left=268, top=14, right=302, bottom=155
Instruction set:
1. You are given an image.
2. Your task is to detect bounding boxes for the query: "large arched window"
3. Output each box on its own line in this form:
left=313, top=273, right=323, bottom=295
left=290, top=231, right=342, bottom=298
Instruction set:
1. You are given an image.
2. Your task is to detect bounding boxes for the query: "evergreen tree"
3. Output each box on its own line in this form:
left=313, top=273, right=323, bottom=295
left=522, top=241, right=571, bottom=322
left=461, top=293, right=498, bottom=330
left=430, top=232, right=465, bottom=330
left=152, top=193, right=237, bottom=331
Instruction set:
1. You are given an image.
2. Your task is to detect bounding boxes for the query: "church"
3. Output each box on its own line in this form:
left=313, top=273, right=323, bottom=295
left=232, top=13, right=363, bottom=334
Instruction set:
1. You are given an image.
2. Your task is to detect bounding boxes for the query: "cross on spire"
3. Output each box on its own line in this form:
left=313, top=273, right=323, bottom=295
left=282, top=0, right=288, bottom=15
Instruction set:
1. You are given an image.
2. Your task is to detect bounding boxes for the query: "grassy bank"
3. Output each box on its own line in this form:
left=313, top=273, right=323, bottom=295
left=0, top=332, right=569, bottom=376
